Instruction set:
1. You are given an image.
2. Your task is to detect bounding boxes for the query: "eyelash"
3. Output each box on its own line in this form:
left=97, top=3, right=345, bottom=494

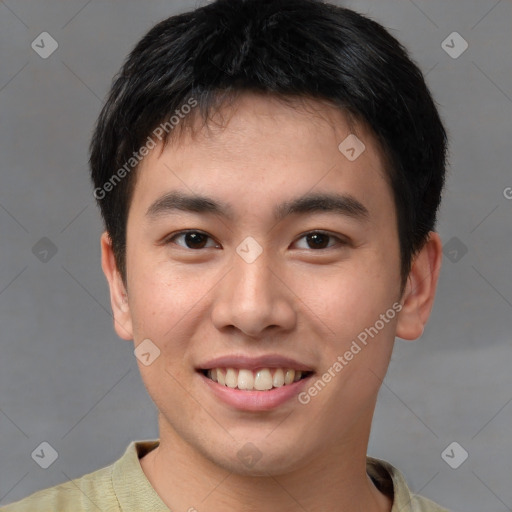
left=164, top=230, right=348, bottom=250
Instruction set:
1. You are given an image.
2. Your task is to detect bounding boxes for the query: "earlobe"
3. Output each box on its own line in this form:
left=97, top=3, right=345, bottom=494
left=395, top=232, right=443, bottom=341
left=100, top=231, right=133, bottom=340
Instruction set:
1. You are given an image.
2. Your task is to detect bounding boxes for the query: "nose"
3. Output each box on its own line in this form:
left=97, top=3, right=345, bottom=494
left=211, top=248, right=297, bottom=338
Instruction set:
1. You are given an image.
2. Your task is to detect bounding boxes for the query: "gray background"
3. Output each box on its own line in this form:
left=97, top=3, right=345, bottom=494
left=0, top=1, right=511, bottom=511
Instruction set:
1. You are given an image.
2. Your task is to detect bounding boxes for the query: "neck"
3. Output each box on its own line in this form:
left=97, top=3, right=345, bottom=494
left=140, top=415, right=392, bottom=512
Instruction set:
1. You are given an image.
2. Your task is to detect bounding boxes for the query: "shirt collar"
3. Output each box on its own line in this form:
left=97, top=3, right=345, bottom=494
left=112, top=439, right=169, bottom=511
left=366, top=455, right=417, bottom=511
left=113, top=440, right=414, bottom=511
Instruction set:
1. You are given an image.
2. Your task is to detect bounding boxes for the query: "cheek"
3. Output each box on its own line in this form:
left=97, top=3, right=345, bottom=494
left=297, top=250, right=399, bottom=391
left=127, top=261, right=199, bottom=343
left=128, top=267, right=199, bottom=404
left=301, top=255, right=397, bottom=331
left=304, top=270, right=398, bottom=423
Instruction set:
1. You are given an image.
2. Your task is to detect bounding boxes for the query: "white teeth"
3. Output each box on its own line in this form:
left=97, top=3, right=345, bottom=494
left=284, top=369, right=295, bottom=385
left=204, top=367, right=309, bottom=391
left=225, top=368, right=237, bottom=388
left=237, top=369, right=254, bottom=390
left=272, top=368, right=285, bottom=388
left=254, top=369, right=273, bottom=390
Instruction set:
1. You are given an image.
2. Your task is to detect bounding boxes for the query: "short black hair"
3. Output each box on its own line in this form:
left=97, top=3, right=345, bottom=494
left=89, top=0, right=448, bottom=294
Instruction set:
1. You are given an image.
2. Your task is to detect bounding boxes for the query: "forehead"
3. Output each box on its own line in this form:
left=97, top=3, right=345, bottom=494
left=164, top=92, right=381, bottom=162
left=130, top=92, right=393, bottom=223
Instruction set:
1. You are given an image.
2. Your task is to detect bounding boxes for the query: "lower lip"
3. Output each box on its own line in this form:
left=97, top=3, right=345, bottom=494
left=199, top=372, right=313, bottom=411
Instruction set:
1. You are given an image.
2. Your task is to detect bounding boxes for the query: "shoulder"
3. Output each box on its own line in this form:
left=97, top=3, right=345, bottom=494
left=408, top=493, right=453, bottom=512
left=366, top=456, right=452, bottom=512
left=0, top=440, right=162, bottom=512
left=0, top=458, right=117, bottom=512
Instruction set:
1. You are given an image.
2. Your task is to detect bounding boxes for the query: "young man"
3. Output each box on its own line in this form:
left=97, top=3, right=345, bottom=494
left=1, top=0, right=451, bottom=510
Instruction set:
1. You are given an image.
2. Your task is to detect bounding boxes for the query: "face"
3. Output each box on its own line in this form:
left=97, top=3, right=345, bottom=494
left=102, top=92, right=432, bottom=476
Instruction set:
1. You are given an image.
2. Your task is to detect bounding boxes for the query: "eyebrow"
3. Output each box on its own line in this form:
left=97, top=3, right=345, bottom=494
left=145, top=190, right=370, bottom=223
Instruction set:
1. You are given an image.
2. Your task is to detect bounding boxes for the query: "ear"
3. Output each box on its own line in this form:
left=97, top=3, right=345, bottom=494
left=100, top=231, right=133, bottom=340
left=395, top=231, right=443, bottom=340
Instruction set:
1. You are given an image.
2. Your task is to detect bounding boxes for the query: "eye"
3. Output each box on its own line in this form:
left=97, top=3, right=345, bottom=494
left=293, top=231, right=347, bottom=250
left=166, top=230, right=220, bottom=249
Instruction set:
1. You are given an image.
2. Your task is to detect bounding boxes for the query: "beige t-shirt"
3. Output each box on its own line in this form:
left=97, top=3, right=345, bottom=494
left=0, top=439, right=451, bottom=511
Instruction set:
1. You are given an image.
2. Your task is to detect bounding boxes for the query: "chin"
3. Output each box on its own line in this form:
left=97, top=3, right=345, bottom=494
left=203, top=437, right=313, bottom=477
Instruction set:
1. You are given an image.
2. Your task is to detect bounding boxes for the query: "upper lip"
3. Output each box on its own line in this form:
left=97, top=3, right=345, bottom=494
left=197, top=354, right=315, bottom=372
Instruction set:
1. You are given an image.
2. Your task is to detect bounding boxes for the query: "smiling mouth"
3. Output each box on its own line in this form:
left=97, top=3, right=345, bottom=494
left=200, top=367, right=313, bottom=391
